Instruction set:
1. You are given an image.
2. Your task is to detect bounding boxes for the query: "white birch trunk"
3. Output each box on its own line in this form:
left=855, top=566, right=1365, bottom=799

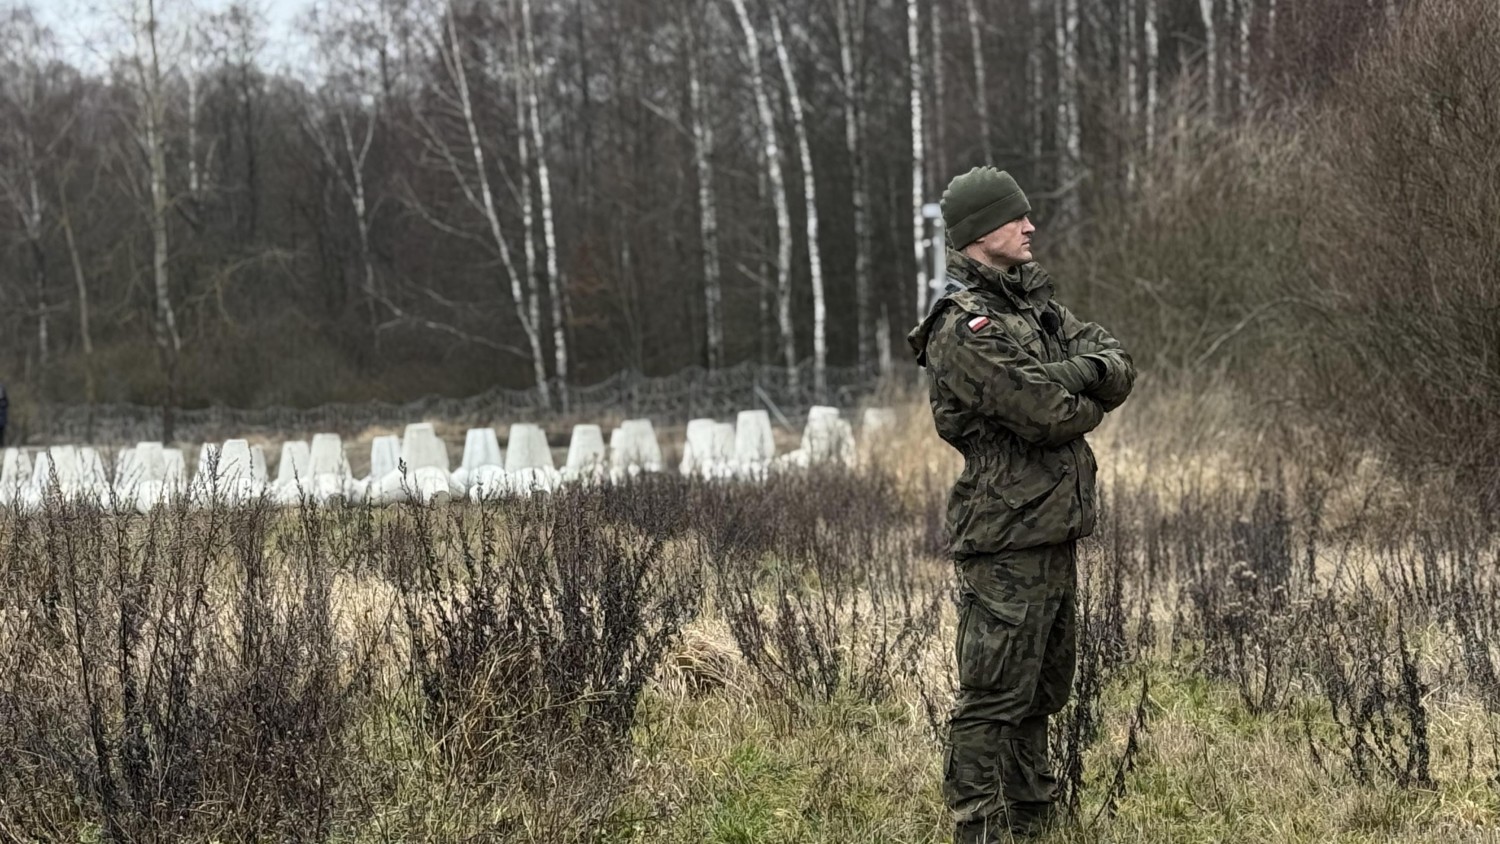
left=1028, top=0, right=1044, bottom=166
left=1236, top=0, right=1251, bottom=114
left=1055, top=0, right=1081, bottom=230
left=687, top=44, right=723, bottom=369
left=135, top=0, right=180, bottom=358
left=61, top=203, right=93, bottom=405
left=1266, top=0, right=1277, bottom=67
left=521, top=0, right=568, bottom=400
left=1145, top=0, right=1159, bottom=154
left=25, top=161, right=47, bottom=365
left=1124, top=0, right=1139, bottom=191
left=1199, top=0, right=1218, bottom=120
left=186, top=27, right=201, bottom=197
left=908, top=0, right=926, bottom=322
left=964, top=0, right=992, bottom=163
left=729, top=0, right=796, bottom=387
left=928, top=0, right=945, bottom=187
left=445, top=4, right=550, bottom=406
left=61, top=207, right=90, bottom=357
left=836, top=0, right=873, bottom=365
left=770, top=10, right=826, bottom=398
left=308, top=104, right=380, bottom=333
left=340, top=112, right=379, bottom=320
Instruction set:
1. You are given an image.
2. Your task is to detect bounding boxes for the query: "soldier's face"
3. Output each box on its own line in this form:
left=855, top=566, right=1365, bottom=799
left=971, top=216, right=1036, bottom=268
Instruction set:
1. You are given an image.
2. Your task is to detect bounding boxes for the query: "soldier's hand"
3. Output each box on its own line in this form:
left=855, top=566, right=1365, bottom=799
left=1081, top=351, right=1134, bottom=407
left=1040, top=356, right=1104, bottom=394
left=1069, top=336, right=1109, bottom=356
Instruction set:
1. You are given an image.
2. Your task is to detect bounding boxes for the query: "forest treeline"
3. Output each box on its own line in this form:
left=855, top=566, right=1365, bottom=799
left=0, top=0, right=1495, bottom=482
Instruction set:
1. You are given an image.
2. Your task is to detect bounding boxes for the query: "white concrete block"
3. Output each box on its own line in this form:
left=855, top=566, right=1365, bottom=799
left=370, top=435, right=401, bottom=479
left=1, top=448, right=31, bottom=506
left=801, top=406, right=856, bottom=467
left=3, top=448, right=32, bottom=489
left=369, top=466, right=460, bottom=506
left=504, top=424, right=554, bottom=472
left=275, top=441, right=312, bottom=485
left=462, top=428, right=503, bottom=469
left=250, top=445, right=269, bottom=484
left=734, top=410, right=776, bottom=466
left=308, top=433, right=351, bottom=477
left=162, top=449, right=186, bottom=487
left=465, top=465, right=511, bottom=501
left=564, top=424, right=607, bottom=472
left=679, top=418, right=718, bottom=477
left=611, top=419, right=662, bottom=472
left=709, top=423, right=738, bottom=478
left=400, top=423, right=449, bottom=473
left=190, top=439, right=266, bottom=505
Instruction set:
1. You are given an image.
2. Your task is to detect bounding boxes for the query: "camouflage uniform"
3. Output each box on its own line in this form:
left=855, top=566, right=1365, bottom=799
left=909, top=249, right=1134, bottom=841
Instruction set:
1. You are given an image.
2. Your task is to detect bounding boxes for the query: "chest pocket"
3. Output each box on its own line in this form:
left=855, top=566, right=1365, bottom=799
left=992, top=313, right=1046, bottom=360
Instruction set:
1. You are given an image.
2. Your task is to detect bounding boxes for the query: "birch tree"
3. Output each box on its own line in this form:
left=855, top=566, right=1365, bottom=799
left=0, top=8, right=59, bottom=368
left=770, top=8, right=826, bottom=397
left=1028, top=0, right=1045, bottom=167
left=126, top=0, right=184, bottom=439
left=927, top=0, right=945, bottom=187
left=520, top=0, right=568, bottom=398
left=686, top=10, right=723, bottom=369
left=908, top=0, right=926, bottom=321
left=1055, top=0, right=1081, bottom=231
left=1145, top=0, right=1159, bottom=154
left=1236, top=0, right=1252, bottom=113
left=1199, top=0, right=1218, bottom=120
left=411, top=2, right=551, bottom=404
left=835, top=0, right=873, bottom=364
left=963, top=0, right=992, bottom=163
left=729, top=0, right=795, bottom=385
left=1123, top=0, right=1139, bottom=191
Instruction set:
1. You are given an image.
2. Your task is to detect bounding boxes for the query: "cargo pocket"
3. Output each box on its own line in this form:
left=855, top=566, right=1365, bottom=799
left=956, top=590, right=1031, bottom=693
left=998, top=450, right=1066, bottom=510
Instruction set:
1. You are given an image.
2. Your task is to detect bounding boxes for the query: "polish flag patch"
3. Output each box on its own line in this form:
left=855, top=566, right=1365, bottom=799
left=966, top=316, right=991, bottom=333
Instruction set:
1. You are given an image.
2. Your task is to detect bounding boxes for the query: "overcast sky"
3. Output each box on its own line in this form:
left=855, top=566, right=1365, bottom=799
left=33, top=0, right=314, bottom=74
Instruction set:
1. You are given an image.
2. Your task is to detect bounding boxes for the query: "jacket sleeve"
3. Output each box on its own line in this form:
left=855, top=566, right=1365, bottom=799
left=1059, top=304, right=1136, bottom=412
left=925, top=307, right=1104, bottom=447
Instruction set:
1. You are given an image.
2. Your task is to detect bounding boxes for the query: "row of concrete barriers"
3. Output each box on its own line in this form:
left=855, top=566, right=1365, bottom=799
left=0, top=406, right=898, bottom=512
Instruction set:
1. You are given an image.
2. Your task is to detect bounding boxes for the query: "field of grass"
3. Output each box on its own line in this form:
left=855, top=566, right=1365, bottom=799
left=2, top=390, right=1498, bottom=843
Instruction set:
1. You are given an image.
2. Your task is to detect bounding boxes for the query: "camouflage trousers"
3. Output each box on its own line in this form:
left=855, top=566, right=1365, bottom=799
left=944, top=543, right=1077, bottom=842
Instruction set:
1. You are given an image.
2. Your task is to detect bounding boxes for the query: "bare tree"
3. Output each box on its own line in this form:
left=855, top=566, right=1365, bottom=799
left=770, top=7, right=826, bottom=396
left=687, top=7, right=724, bottom=369
left=1145, top=0, right=1160, bottom=153
left=908, top=0, right=926, bottom=321
left=124, top=0, right=185, bottom=438
left=729, top=0, right=795, bottom=384
left=835, top=0, right=874, bottom=364
left=520, top=0, right=568, bottom=399
left=1199, top=0, right=1219, bottom=119
left=1055, top=0, right=1081, bottom=230
left=0, top=8, right=65, bottom=370
left=406, top=1, right=551, bottom=404
left=963, top=0, right=992, bottom=163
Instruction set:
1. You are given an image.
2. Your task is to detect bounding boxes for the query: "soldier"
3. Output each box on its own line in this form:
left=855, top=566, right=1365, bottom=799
left=0, top=382, right=8, bottom=448
left=908, top=167, right=1135, bottom=841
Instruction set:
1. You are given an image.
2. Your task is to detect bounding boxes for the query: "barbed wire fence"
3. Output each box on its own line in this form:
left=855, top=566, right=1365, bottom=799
left=34, top=362, right=907, bottom=445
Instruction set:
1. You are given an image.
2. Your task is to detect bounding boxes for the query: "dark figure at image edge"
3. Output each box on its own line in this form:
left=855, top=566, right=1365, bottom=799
left=0, top=383, right=8, bottom=449
left=908, top=166, right=1136, bottom=842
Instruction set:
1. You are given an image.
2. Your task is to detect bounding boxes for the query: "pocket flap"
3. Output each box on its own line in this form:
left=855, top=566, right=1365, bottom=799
left=999, top=463, right=1065, bottom=509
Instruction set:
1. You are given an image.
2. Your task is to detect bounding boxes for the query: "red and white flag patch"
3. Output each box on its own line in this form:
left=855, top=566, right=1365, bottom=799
left=966, top=316, right=991, bottom=333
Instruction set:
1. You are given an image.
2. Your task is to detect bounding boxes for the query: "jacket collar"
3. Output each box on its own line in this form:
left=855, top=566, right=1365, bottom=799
left=945, top=249, right=1053, bottom=312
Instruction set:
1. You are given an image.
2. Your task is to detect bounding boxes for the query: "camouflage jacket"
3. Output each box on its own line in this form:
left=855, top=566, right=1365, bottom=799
left=908, top=250, right=1134, bottom=556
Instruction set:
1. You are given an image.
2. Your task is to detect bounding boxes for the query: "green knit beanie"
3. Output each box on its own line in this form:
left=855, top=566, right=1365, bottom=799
left=942, top=167, right=1031, bottom=249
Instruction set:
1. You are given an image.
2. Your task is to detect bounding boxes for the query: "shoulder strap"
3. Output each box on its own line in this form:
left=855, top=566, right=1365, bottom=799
left=925, top=273, right=968, bottom=317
